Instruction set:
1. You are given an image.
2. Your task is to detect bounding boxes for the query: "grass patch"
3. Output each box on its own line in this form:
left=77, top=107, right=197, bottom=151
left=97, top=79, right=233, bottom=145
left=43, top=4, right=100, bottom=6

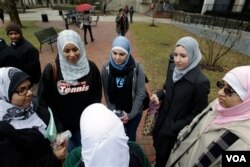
left=130, top=22, right=250, bottom=102
left=0, top=21, right=62, bottom=49
left=0, top=21, right=41, bottom=48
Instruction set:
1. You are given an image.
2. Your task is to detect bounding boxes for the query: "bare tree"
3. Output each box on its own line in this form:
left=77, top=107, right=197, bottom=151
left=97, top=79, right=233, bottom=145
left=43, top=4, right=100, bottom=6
left=200, top=30, right=241, bottom=67
left=5, top=0, right=22, bottom=26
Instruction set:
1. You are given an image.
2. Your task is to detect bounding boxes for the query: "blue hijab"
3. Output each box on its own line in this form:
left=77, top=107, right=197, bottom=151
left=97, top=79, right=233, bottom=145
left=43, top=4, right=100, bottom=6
left=110, top=36, right=131, bottom=71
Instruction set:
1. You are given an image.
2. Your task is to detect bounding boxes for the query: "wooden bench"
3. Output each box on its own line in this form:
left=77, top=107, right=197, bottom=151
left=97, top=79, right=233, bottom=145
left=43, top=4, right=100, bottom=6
left=91, top=15, right=99, bottom=27
left=34, top=27, right=58, bottom=52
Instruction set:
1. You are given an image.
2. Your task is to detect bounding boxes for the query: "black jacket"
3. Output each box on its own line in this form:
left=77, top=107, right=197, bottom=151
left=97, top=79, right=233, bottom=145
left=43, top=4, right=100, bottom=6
left=153, top=66, right=210, bottom=157
left=0, top=38, right=20, bottom=68
left=10, top=38, right=41, bottom=84
left=0, top=98, right=61, bottom=167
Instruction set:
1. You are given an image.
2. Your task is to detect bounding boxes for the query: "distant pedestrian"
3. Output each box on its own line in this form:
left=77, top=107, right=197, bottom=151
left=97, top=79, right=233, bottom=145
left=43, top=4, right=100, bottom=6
left=129, top=6, right=134, bottom=23
left=103, top=3, right=107, bottom=15
left=115, top=8, right=129, bottom=36
left=81, top=10, right=94, bottom=45
left=124, top=5, right=129, bottom=16
left=0, top=8, right=4, bottom=23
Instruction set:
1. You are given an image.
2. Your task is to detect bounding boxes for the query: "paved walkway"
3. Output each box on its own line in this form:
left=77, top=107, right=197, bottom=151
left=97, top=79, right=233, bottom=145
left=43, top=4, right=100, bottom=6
left=5, top=8, right=161, bottom=163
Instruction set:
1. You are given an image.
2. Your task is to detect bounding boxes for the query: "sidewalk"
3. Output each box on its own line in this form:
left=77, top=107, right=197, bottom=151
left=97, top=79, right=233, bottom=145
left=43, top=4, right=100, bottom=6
left=4, top=7, right=171, bottom=24
left=18, top=8, right=158, bottom=163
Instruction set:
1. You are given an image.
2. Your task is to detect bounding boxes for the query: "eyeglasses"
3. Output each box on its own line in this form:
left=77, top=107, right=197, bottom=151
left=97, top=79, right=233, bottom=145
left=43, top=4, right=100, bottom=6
left=216, top=81, right=238, bottom=97
left=112, top=51, right=127, bottom=56
left=14, top=85, right=33, bottom=96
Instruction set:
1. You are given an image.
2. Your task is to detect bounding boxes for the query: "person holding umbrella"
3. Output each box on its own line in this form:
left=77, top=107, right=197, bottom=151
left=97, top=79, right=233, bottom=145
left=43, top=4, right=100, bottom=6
left=75, top=3, right=93, bottom=13
left=76, top=4, right=95, bottom=45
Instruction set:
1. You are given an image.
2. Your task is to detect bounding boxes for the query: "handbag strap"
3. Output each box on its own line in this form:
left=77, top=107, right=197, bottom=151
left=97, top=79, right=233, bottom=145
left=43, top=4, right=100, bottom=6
left=50, top=62, right=57, bottom=84
left=192, top=130, right=239, bottom=167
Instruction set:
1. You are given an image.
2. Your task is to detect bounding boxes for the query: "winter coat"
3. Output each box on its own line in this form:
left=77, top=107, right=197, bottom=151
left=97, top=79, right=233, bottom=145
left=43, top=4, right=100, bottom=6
left=153, top=65, right=210, bottom=157
left=10, top=38, right=41, bottom=84
left=0, top=98, right=61, bottom=167
left=0, top=38, right=20, bottom=68
left=167, top=100, right=250, bottom=167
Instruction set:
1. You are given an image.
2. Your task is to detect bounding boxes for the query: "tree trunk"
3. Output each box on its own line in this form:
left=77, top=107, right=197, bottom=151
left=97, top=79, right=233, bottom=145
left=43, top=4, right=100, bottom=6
left=20, top=0, right=25, bottom=8
left=5, top=0, right=22, bottom=27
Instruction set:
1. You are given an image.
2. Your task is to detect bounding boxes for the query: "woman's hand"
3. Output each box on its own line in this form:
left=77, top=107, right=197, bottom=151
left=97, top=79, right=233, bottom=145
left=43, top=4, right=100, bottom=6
left=53, top=132, right=69, bottom=160
left=120, top=111, right=129, bottom=124
left=53, top=144, right=67, bottom=160
left=150, top=94, right=159, bottom=105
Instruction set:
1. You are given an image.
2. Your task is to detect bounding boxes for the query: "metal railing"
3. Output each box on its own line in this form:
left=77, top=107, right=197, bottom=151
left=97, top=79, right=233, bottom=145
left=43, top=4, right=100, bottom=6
left=171, top=11, right=250, bottom=35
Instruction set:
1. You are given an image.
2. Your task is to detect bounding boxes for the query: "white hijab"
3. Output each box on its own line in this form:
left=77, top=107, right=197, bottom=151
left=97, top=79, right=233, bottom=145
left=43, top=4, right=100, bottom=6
left=57, top=29, right=90, bottom=83
left=0, top=67, right=46, bottom=135
left=80, top=103, right=129, bottom=167
left=172, top=36, right=202, bottom=83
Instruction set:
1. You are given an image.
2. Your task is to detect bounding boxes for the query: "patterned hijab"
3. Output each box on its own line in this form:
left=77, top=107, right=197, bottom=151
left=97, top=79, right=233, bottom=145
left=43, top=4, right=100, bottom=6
left=213, top=66, right=250, bottom=124
left=172, top=36, right=202, bottom=83
left=0, top=67, right=46, bottom=134
left=57, top=30, right=90, bottom=83
left=80, top=103, right=129, bottom=167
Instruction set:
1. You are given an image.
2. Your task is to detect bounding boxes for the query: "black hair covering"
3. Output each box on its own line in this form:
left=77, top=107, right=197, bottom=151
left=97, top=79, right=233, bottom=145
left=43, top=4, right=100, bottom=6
left=8, top=69, right=31, bottom=100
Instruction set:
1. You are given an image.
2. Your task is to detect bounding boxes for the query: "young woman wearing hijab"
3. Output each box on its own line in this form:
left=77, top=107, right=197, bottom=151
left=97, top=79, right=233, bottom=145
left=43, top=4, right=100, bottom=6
left=150, top=36, right=210, bottom=167
left=38, top=30, right=102, bottom=151
left=63, top=103, right=151, bottom=167
left=0, top=67, right=66, bottom=167
left=101, top=36, right=146, bottom=142
left=167, top=66, right=250, bottom=167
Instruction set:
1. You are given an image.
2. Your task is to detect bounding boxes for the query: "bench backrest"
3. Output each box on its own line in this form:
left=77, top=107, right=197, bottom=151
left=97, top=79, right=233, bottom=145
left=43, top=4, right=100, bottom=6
left=34, top=27, right=58, bottom=44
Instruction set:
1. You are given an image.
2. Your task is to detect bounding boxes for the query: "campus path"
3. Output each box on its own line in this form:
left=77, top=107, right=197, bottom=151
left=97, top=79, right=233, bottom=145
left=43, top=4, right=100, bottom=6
left=3, top=7, right=166, bottom=163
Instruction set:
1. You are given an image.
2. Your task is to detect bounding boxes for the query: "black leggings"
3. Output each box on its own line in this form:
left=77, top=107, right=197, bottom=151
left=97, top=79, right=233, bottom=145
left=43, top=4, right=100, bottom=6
left=83, top=25, right=94, bottom=43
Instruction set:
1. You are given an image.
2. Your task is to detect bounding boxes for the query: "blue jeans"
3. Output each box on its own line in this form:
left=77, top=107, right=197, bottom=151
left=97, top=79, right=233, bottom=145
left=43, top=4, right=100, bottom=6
left=124, top=112, right=142, bottom=142
left=68, top=129, right=81, bottom=152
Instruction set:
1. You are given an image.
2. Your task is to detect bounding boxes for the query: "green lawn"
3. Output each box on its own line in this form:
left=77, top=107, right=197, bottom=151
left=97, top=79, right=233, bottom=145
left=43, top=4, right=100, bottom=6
left=1, top=21, right=40, bottom=48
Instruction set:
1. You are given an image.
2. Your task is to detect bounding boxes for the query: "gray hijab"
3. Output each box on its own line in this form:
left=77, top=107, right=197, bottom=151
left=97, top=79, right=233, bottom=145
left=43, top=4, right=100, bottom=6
left=57, top=30, right=90, bottom=83
left=172, top=36, right=202, bottom=83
